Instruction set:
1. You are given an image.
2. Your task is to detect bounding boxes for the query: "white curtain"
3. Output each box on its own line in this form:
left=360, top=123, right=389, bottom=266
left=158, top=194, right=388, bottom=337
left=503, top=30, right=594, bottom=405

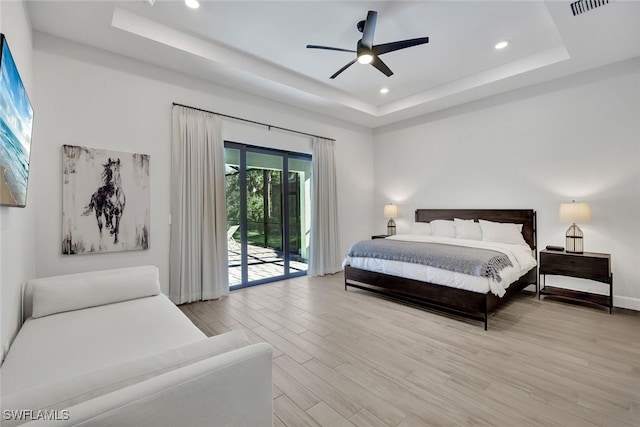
left=169, top=106, right=229, bottom=304
left=308, top=137, right=342, bottom=276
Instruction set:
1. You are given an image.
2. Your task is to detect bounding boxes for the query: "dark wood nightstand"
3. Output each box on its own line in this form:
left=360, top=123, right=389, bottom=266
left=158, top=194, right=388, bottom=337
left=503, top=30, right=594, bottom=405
left=371, top=234, right=391, bottom=239
left=539, top=249, right=613, bottom=313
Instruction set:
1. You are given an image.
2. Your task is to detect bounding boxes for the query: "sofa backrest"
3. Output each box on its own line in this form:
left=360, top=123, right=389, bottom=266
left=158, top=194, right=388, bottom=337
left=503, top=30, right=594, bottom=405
left=23, top=266, right=161, bottom=321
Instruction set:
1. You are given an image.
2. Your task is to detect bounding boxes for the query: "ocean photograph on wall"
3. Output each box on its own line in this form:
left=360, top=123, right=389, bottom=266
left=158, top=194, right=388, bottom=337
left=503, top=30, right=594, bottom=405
left=0, top=33, right=34, bottom=208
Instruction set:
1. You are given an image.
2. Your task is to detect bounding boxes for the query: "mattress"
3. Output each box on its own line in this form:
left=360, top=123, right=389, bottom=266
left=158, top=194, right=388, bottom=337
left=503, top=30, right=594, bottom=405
left=1, top=294, right=206, bottom=396
left=343, top=234, right=537, bottom=297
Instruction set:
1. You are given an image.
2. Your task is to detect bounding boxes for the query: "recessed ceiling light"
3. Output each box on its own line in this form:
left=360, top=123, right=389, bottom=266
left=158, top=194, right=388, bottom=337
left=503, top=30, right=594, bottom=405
left=380, top=88, right=389, bottom=94
left=185, top=0, right=200, bottom=9
left=495, top=40, right=509, bottom=50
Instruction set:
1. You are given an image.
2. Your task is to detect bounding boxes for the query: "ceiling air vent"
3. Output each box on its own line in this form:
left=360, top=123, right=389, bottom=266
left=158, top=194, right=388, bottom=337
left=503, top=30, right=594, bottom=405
left=571, top=0, right=613, bottom=16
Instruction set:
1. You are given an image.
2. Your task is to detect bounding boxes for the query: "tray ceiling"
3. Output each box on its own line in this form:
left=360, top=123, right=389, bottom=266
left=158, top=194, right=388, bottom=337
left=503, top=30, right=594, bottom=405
left=27, top=1, right=640, bottom=128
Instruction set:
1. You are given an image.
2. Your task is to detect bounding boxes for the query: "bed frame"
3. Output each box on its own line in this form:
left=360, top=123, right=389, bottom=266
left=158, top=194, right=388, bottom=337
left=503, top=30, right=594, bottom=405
left=344, top=209, right=538, bottom=330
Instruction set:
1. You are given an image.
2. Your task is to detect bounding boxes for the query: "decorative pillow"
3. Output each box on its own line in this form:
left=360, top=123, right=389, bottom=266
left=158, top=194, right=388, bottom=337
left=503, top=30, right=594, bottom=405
left=30, top=266, right=161, bottom=319
left=430, top=220, right=456, bottom=238
left=454, top=218, right=482, bottom=240
left=411, top=222, right=432, bottom=235
left=1, top=331, right=250, bottom=420
left=478, top=220, right=528, bottom=246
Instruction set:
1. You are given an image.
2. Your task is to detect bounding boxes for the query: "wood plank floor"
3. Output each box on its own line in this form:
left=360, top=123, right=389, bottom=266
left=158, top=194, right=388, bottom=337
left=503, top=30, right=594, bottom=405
left=179, top=272, right=640, bottom=427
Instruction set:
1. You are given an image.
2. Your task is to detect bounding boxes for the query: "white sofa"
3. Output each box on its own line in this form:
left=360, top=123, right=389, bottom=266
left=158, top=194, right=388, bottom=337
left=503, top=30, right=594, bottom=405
left=0, top=266, right=273, bottom=426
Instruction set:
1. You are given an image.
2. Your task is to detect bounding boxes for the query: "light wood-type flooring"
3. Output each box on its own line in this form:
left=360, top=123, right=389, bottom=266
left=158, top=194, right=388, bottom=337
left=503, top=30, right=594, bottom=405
left=179, top=272, right=640, bottom=427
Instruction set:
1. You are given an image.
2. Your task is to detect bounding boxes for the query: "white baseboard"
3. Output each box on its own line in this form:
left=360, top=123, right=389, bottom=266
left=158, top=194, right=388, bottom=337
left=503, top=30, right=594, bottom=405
left=614, top=296, right=640, bottom=311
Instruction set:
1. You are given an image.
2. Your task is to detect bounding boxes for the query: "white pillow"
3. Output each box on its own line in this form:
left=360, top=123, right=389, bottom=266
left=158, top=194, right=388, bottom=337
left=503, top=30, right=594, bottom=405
left=1, top=331, right=250, bottom=418
left=430, top=220, right=456, bottom=238
left=30, top=266, right=161, bottom=319
left=454, top=218, right=482, bottom=240
left=478, top=220, right=528, bottom=246
left=411, top=222, right=432, bottom=235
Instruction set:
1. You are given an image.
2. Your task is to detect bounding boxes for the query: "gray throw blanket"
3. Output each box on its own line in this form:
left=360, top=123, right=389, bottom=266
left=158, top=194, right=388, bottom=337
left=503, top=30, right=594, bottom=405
left=346, top=239, right=513, bottom=282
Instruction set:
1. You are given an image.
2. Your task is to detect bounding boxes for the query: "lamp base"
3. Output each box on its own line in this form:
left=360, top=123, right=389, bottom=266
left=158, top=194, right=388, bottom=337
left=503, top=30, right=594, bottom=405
left=565, top=223, right=584, bottom=254
left=387, top=218, right=396, bottom=236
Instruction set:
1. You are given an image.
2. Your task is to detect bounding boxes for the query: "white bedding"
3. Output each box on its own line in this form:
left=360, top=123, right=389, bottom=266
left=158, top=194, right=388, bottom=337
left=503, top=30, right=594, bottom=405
left=343, top=234, right=537, bottom=297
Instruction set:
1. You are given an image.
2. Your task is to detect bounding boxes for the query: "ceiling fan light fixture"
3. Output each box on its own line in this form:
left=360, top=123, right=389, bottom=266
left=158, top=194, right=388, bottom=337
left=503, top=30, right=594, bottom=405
left=495, top=40, right=509, bottom=50
left=185, top=0, right=200, bottom=9
left=380, top=87, right=389, bottom=94
left=357, top=53, right=373, bottom=64
left=307, top=10, right=429, bottom=79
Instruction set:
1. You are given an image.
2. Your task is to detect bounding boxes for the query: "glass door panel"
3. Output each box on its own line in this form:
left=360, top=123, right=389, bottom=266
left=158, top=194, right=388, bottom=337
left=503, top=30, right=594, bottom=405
left=224, top=147, right=242, bottom=287
left=225, top=143, right=310, bottom=290
left=246, top=151, right=284, bottom=282
left=288, top=157, right=312, bottom=274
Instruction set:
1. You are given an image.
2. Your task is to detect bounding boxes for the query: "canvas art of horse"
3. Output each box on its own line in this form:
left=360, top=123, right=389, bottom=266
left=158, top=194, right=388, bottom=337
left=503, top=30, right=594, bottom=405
left=83, top=157, right=126, bottom=244
left=62, top=144, right=149, bottom=255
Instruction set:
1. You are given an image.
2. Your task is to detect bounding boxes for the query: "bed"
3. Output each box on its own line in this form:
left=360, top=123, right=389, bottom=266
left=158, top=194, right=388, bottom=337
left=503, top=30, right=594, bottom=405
left=344, top=209, right=538, bottom=330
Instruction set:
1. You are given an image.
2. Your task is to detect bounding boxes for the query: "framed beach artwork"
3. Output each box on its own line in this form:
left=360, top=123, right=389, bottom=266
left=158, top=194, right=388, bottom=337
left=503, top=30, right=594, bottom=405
left=62, top=145, right=150, bottom=255
left=0, top=34, right=34, bottom=208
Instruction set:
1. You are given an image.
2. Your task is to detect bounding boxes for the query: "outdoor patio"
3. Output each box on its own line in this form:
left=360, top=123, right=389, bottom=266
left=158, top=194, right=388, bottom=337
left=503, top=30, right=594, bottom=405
left=228, top=243, right=307, bottom=286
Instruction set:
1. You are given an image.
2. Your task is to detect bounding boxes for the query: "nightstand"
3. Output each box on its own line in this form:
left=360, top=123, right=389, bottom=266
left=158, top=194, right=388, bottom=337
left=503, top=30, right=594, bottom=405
left=539, top=249, right=612, bottom=313
left=371, top=234, right=390, bottom=239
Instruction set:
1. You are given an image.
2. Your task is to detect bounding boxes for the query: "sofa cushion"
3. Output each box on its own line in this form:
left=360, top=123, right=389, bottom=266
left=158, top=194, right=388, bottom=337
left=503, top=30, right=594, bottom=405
left=2, top=294, right=205, bottom=395
left=29, top=266, right=161, bottom=319
left=1, top=330, right=249, bottom=423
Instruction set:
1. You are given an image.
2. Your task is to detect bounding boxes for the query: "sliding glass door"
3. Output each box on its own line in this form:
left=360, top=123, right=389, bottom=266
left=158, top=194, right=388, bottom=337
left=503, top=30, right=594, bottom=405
left=225, top=142, right=311, bottom=289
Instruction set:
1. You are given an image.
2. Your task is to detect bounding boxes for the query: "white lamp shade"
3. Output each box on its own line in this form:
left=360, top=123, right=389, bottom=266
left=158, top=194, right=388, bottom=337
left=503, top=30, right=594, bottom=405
left=559, top=202, right=592, bottom=224
left=384, top=204, right=399, bottom=218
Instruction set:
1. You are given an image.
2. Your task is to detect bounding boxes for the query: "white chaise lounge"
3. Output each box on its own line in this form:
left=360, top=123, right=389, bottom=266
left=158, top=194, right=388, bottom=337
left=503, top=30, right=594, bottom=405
left=0, top=266, right=273, bottom=426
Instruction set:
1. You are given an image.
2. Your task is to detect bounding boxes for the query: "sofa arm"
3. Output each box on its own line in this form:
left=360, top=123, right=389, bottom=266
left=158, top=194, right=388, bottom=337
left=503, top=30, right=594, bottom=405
left=20, top=342, right=273, bottom=427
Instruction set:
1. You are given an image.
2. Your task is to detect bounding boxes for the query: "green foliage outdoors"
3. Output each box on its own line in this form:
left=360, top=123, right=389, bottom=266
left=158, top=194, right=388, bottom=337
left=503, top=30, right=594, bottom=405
left=226, top=168, right=283, bottom=250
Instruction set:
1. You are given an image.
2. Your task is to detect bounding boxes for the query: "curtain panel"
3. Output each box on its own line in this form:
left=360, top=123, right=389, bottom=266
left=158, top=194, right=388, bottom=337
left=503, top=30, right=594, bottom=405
left=308, top=137, right=342, bottom=276
left=169, top=106, right=229, bottom=304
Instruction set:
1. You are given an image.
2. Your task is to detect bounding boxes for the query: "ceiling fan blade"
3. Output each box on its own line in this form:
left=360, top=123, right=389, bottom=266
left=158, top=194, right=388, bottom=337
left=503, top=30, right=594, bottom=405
left=307, top=45, right=356, bottom=53
left=371, top=56, right=393, bottom=77
left=373, top=37, right=429, bottom=56
left=360, top=10, right=378, bottom=49
left=330, top=59, right=358, bottom=79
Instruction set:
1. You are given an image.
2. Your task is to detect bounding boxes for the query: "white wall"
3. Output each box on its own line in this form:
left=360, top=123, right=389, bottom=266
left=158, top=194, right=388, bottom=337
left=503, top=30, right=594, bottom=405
left=31, top=34, right=374, bottom=295
left=373, top=58, right=640, bottom=309
left=0, top=0, right=36, bottom=359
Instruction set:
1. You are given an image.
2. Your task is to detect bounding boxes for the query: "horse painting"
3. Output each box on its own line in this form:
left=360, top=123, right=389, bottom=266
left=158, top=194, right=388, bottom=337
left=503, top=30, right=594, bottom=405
left=82, top=157, right=126, bottom=244
left=62, top=145, right=149, bottom=255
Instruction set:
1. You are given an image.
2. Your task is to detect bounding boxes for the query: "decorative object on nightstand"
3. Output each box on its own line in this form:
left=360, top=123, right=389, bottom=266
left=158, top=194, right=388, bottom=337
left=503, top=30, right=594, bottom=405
left=384, top=204, right=398, bottom=235
left=559, top=200, right=591, bottom=253
left=539, top=249, right=612, bottom=313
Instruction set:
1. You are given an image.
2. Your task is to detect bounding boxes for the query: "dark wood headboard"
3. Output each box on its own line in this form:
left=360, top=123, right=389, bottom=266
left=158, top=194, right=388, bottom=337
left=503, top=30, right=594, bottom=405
left=415, top=209, right=537, bottom=250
